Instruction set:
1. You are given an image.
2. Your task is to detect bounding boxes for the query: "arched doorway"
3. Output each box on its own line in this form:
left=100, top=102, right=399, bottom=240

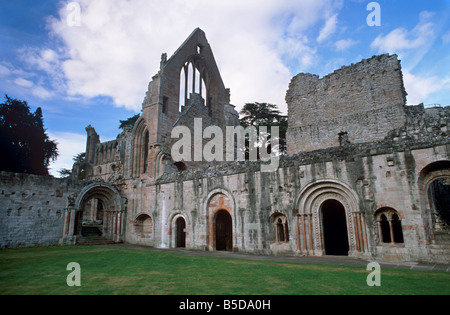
left=176, top=217, right=186, bottom=248
left=67, top=183, right=124, bottom=244
left=321, top=199, right=349, bottom=256
left=215, top=210, right=232, bottom=251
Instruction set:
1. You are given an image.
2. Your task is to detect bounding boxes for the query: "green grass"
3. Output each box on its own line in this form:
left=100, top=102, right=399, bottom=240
left=0, top=246, right=449, bottom=295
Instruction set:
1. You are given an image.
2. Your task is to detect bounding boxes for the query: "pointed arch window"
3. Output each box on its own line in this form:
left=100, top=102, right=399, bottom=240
left=143, top=130, right=149, bottom=173
left=132, top=118, right=149, bottom=177
left=179, top=58, right=207, bottom=111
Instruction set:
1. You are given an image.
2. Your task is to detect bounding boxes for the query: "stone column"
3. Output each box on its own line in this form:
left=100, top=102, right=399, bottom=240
left=353, top=213, right=361, bottom=252
left=307, top=214, right=313, bottom=254
left=389, top=218, right=396, bottom=245
left=301, top=215, right=307, bottom=252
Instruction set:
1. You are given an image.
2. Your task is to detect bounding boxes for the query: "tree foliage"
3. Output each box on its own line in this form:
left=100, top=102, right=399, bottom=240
left=119, top=114, right=140, bottom=130
left=239, top=102, right=288, bottom=156
left=58, top=152, right=86, bottom=179
left=0, top=95, right=58, bottom=175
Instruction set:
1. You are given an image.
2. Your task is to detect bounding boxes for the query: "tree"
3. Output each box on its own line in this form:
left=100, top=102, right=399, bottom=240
left=72, top=152, right=87, bottom=180
left=239, top=102, right=288, bottom=156
left=58, top=168, right=72, bottom=178
left=0, top=95, right=58, bottom=175
left=59, top=152, right=87, bottom=179
left=119, top=114, right=140, bottom=130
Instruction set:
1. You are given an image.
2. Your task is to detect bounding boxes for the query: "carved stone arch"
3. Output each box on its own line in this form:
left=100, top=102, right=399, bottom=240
left=154, top=149, right=171, bottom=178
left=295, top=179, right=369, bottom=257
left=168, top=211, right=190, bottom=248
left=204, top=188, right=236, bottom=251
left=74, top=183, right=124, bottom=213
left=374, top=207, right=404, bottom=245
left=180, top=55, right=209, bottom=108
left=269, top=211, right=289, bottom=243
left=131, top=116, right=149, bottom=177
left=134, top=213, right=154, bottom=239
left=70, top=182, right=126, bottom=243
left=418, top=160, right=450, bottom=239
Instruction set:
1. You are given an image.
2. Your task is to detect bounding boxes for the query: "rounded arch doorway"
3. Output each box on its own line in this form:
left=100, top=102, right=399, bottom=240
left=175, top=217, right=186, bottom=248
left=215, top=210, right=232, bottom=251
left=321, top=199, right=350, bottom=256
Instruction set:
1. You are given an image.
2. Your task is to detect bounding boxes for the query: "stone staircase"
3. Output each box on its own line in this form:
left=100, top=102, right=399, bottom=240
left=77, top=226, right=116, bottom=246
left=428, top=233, right=450, bottom=264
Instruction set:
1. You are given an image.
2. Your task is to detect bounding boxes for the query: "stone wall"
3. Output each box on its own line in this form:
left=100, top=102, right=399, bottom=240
left=286, top=54, right=408, bottom=154
left=121, top=123, right=450, bottom=262
left=0, top=172, right=85, bottom=248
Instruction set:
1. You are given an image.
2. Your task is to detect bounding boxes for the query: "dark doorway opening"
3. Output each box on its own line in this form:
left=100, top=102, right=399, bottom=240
left=215, top=210, right=232, bottom=251
left=176, top=217, right=186, bottom=248
left=321, top=199, right=349, bottom=256
left=429, top=178, right=450, bottom=226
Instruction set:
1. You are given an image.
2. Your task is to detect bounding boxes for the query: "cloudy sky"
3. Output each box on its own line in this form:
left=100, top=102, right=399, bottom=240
left=1, top=0, right=449, bottom=176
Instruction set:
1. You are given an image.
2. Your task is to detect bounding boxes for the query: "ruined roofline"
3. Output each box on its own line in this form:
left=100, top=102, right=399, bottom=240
left=293, top=53, right=398, bottom=80
left=288, top=53, right=407, bottom=108
left=167, top=27, right=205, bottom=63
left=161, top=27, right=228, bottom=93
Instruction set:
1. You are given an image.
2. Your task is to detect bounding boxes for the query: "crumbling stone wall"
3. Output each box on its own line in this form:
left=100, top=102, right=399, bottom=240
left=4, top=26, right=448, bottom=266
left=286, top=54, right=408, bottom=154
left=0, top=172, right=85, bottom=248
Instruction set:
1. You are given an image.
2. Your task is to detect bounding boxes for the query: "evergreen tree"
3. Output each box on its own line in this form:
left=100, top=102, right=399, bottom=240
left=0, top=95, right=58, bottom=175
left=119, top=114, right=140, bottom=130
left=239, top=102, right=288, bottom=156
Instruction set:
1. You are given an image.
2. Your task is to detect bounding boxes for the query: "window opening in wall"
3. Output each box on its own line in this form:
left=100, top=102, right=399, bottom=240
left=143, top=130, right=149, bottom=174
left=429, top=178, right=450, bottom=226
left=174, top=161, right=187, bottom=172
left=179, top=67, right=186, bottom=111
left=392, top=214, right=404, bottom=243
left=380, top=214, right=391, bottom=243
left=277, top=218, right=285, bottom=242
left=375, top=208, right=405, bottom=244
left=179, top=60, right=208, bottom=112
left=271, top=214, right=289, bottom=243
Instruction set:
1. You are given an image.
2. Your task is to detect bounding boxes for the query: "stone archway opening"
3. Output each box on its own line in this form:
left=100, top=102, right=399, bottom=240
left=176, top=217, right=186, bottom=248
left=321, top=199, right=349, bottom=256
left=77, top=198, right=104, bottom=237
left=65, top=183, right=124, bottom=245
left=215, top=210, right=232, bottom=251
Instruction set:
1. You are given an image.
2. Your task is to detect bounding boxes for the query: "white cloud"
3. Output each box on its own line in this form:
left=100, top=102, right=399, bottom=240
left=25, top=0, right=341, bottom=114
left=370, top=11, right=435, bottom=57
left=403, top=70, right=450, bottom=105
left=0, top=64, right=11, bottom=76
left=317, top=14, right=338, bottom=43
left=14, top=77, right=34, bottom=88
left=335, top=39, right=357, bottom=51
left=48, top=131, right=86, bottom=177
left=32, top=86, right=54, bottom=99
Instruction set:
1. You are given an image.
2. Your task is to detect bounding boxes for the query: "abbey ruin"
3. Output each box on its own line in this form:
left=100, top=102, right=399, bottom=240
left=1, top=28, right=449, bottom=264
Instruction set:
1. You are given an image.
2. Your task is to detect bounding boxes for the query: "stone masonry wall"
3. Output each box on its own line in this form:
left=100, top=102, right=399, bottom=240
left=286, top=54, right=408, bottom=154
left=0, top=172, right=85, bottom=248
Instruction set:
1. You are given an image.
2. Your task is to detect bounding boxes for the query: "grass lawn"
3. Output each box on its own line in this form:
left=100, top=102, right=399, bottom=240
left=0, top=245, right=449, bottom=295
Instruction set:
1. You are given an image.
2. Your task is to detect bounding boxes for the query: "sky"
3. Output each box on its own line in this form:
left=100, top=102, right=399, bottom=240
left=1, top=0, right=449, bottom=177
